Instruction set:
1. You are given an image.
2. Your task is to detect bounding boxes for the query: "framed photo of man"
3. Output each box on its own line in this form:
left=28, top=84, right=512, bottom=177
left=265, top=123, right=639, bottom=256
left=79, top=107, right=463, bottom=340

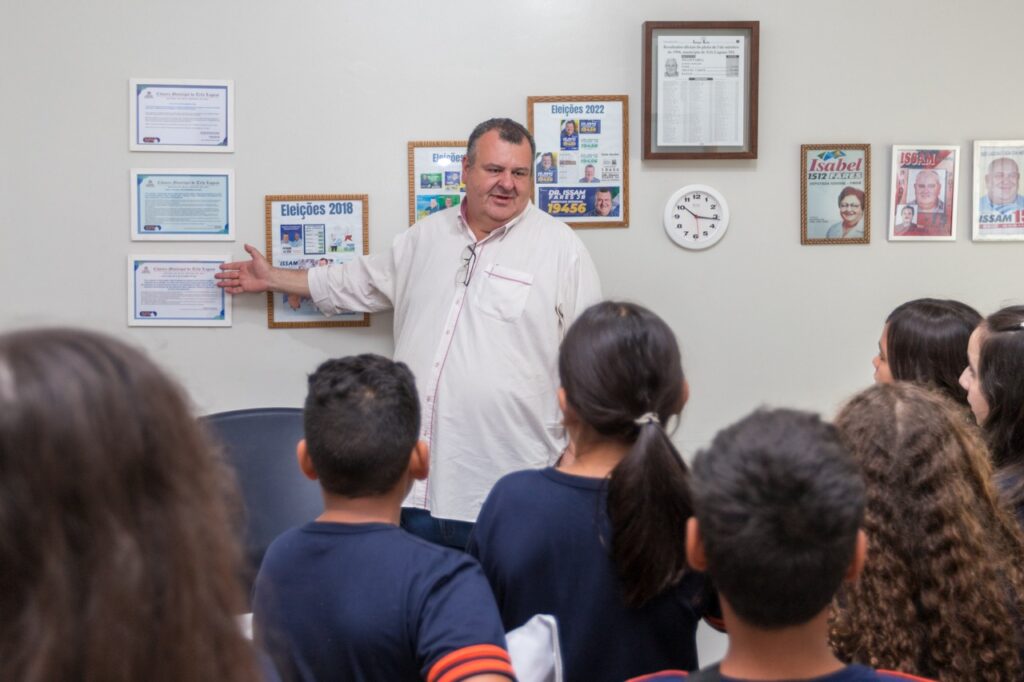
left=407, top=141, right=467, bottom=226
left=264, top=194, right=369, bottom=329
left=800, top=144, right=870, bottom=245
left=888, top=145, right=959, bottom=241
left=527, top=95, right=628, bottom=228
left=973, top=140, right=1024, bottom=241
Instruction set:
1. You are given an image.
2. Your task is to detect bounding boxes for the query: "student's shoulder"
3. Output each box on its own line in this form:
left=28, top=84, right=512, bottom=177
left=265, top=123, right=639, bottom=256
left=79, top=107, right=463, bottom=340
left=873, top=672, right=936, bottom=681
left=625, top=666, right=937, bottom=682
left=259, top=523, right=314, bottom=563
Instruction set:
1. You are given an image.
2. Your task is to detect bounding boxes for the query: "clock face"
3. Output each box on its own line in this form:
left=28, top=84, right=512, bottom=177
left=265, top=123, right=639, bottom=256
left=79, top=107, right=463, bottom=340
left=663, top=184, right=730, bottom=250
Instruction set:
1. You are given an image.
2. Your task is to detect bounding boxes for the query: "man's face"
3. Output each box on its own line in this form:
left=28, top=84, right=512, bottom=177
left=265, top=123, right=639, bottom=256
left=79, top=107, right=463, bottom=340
left=986, top=158, right=1020, bottom=205
left=584, top=165, right=595, bottom=181
left=594, top=191, right=612, bottom=216
left=540, top=154, right=553, bottom=169
left=564, top=121, right=575, bottom=136
left=462, top=130, right=532, bottom=237
left=913, top=171, right=941, bottom=210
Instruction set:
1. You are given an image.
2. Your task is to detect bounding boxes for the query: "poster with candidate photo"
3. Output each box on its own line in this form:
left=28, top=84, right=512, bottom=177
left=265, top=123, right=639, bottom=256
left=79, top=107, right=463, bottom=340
left=264, top=194, right=369, bottom=328
left=407, top=141, right=467, bottom=225
left=528, top=95, right=629, bottom=229
left=888, top=145, right=959, bottom=241
left=800, top=144, right=870, bottom=245
left=973, top=140, right=1024, bottom=241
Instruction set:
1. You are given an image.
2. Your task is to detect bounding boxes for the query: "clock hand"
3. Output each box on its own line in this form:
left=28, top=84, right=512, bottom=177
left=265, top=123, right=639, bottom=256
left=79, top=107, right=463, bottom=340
left=681, top=205, right=717, bottom=221
left=681, top=205, right=703, bottom=220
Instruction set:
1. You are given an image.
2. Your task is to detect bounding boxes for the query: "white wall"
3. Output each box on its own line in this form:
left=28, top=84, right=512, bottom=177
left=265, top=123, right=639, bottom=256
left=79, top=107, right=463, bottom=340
left=6, top=0, right=1024, bottom=665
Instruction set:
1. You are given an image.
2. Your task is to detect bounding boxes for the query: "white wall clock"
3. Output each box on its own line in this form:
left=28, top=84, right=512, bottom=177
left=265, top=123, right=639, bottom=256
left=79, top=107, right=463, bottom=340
left=663, top=184, right=730, bottom=250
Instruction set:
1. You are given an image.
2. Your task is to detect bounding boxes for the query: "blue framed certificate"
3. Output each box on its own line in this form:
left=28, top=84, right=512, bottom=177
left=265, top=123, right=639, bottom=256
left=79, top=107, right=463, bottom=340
left=131, top=169, right=234, bottom=241
left=128, top=256, right=232, bottom=327
left=129, top=78, right=234, bottom=152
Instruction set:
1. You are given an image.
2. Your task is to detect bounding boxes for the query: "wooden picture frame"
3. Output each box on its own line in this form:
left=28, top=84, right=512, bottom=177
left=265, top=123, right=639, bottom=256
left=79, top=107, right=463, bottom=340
left=407, top=140, right=467, bottom=226
left=800, top=144, right=871, bottom=245
left=527, top=95, right=629, bottom=228
left=643, top=21, right=759, bottom=160
left=264, top=194, right=369, bottom=328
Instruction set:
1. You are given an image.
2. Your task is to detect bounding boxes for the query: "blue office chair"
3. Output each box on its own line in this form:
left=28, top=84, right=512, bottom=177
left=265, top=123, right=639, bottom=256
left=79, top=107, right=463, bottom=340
left=203, top=407, right=321, bottom=600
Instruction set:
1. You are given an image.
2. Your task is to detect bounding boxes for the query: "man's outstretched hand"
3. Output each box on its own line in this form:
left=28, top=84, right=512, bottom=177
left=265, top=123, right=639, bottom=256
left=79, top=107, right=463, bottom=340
left=216, top=244, right=273, bottom=294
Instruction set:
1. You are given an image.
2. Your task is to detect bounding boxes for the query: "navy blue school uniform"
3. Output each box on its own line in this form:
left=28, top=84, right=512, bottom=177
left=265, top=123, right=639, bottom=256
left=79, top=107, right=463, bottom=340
left=468, top=468, right=717, bottom=682
left=253, top=522, right=513, bottom=682
left=627, top=664, right=937, bottom=681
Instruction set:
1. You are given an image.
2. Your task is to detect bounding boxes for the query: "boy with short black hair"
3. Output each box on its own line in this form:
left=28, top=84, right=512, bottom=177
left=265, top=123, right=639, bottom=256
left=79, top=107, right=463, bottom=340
left=629, top=408, right=933, bottom=682
left=253, top=354, right=514, bottom=682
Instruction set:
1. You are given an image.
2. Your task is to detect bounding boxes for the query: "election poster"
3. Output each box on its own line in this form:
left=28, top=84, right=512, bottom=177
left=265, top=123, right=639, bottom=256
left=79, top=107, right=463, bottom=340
left=407, top=141, right=467, bottom=225
left=800, top=144, right=871, bottom=245
left=889, top=145, right=959, bottom=241
left=264, top=194, right=369, bottom=328
left=528, top=96, right=629, bottom=228
left=973, top=140, right=1024, bottom=241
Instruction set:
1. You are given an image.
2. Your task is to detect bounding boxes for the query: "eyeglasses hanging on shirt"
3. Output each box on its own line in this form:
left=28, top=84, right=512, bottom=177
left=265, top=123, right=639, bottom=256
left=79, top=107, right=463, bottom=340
left=456, top=242, right=478, bottom=286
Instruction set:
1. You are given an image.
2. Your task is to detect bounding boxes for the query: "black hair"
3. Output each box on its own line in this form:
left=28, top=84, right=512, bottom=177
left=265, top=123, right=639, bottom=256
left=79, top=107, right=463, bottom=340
left=979, top=306, right=1024, bottom=510
left=885, top=298, right=981, bottom=405
left=691, top=408, right=865, bottom=629
left=558, top=301, right=690, bottom=607
left=303, top=354, right=420, bottom=497
left=466, top=118, right=536, bottom=167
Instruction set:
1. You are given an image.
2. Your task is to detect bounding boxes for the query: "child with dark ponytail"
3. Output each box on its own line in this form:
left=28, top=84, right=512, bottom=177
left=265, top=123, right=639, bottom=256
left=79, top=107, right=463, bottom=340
left=468, top=301, right=717, bottom=682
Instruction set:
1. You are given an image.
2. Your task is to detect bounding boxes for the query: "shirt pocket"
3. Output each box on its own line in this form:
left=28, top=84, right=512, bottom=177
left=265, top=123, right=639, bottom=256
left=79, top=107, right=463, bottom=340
left=473, top=264, right=534, bottom=322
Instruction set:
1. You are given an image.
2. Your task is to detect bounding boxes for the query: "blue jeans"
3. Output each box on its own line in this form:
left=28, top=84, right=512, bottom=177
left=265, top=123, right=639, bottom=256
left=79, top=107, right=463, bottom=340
left=400, top=508, right=474, bottom=551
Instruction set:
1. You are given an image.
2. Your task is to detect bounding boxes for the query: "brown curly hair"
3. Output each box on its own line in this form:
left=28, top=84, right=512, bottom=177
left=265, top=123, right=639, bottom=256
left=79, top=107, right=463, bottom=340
left=830, top=383, right=1024, bottom=681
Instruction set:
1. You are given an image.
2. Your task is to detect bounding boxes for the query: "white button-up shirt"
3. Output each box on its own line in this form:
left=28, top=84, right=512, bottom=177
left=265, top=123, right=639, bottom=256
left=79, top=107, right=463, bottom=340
left=308, top=203, right=602, bottom=521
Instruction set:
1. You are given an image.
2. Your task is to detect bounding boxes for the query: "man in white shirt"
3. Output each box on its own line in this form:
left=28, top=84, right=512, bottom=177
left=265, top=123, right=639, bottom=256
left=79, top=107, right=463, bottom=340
left=217, top=119, right=602, bottom=548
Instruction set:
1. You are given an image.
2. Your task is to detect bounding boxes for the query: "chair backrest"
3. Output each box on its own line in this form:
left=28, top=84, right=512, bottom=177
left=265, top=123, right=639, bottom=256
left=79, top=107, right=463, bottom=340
left=203, top=407, right=321, bottom=597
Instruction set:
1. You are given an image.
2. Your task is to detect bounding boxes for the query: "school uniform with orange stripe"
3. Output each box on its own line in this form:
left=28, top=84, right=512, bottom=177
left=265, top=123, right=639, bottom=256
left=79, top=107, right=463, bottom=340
left=253, top=522, right=515, bottom=682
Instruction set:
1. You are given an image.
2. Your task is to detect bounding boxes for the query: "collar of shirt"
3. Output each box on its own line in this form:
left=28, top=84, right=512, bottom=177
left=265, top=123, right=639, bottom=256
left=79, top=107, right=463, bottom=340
left=458, top=201, right=531, bottom=244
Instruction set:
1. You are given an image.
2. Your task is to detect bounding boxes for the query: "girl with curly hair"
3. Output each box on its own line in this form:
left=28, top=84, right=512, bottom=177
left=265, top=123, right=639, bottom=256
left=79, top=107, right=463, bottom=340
left=959, top=305, right=1024, bottom=521
left=831, top=383, right=1024, bottom=681
left=0, top=329, right=268, bottom=682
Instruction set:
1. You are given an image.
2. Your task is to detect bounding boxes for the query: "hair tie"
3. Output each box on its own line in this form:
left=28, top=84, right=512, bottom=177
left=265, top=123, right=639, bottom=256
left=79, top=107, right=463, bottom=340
left=634, top=412, right=660, bottom=426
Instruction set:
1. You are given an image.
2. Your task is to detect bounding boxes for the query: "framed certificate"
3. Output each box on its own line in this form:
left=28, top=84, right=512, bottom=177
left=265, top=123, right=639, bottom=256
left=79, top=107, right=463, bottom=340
left=800, top=144, right=871, bottom=245
left=129, top=78, right=234, bottom=152
left=130, top=169, right=234, bottom=240
left=265, top=194, right=369, bottom=329
left=643, top=21, right=759, bottom=159
left=889, top=145, right=959, bottom=241
left=527, top=95, right=629, bottom=228
left=972, top=140, right=1024, bottom=241
left=127, top=255, right=231, bottom=326
left=407, top=141, right=467, bottom=226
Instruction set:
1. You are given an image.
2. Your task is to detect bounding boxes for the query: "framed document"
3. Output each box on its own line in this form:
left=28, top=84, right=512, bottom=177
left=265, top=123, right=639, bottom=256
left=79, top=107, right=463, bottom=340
left=643, top=21, right=759, bottom=160
left=127, top=255, right=231, bottom=327
left=130, top=169, right=234, bottom=241
left=800, top=144, right=871, bottom=245
left=889, top=145, right=959, bottom=241
left=407, top=141, right=467, bottom=226
left=129, top=78, right=234, bottom=152
left=972, top=140, right=1024, bottom=241
left=265, top=194, right=369, bottom=329
left=527, top=95, right=628, bottom=228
